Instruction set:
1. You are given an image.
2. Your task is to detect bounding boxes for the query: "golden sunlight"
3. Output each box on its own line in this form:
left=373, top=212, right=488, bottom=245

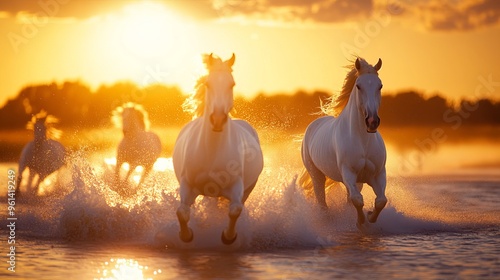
left=96, top=258, right=162, bottom=280
left=116, top=2, right=186, bottom=59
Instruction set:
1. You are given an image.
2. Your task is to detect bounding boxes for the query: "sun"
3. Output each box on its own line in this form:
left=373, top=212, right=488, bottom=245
left=117, top=2, right=185, bottom=59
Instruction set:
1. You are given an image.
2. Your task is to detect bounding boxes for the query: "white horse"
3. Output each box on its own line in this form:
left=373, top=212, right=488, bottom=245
left=16, top=111, right=66, bottom=195
left=112, top=103, right=161, bottom=189
left=173, top=53, right=263, bottom=244
left=301, top=57, right=387, bottom=227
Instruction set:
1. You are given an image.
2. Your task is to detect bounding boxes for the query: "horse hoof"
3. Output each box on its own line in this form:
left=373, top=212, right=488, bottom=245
left=367, top=211, right=377, bottom=223
left=356, top=222, right=364, bottom=231
left=179, top=228, right=194, bottom=243
left=221, top=231, right=237, bottom=245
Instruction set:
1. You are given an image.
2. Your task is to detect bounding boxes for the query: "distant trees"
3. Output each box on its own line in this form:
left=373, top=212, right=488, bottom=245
left=0, top=80, right=190, bottom=129
left=0, top=80, right=499, bottom=130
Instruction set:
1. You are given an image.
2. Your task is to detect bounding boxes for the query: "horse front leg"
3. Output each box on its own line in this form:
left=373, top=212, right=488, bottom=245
left=221, top=178, right=244, bottom=245
left=367, top=170, right=387, bottom=223
left=138, top=165, right=153, bottom=187
left=176, top=179, right=196, bottom=243
left=341, top=168, right=365, bottom=226
left=114, top=160, right=122, bottom=186
left=33, top=174, right=47, bottom=196
left=16, top=166, right=26, bottom=195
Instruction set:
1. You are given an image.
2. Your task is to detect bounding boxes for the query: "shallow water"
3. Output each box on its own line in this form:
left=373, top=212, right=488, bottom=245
left=1, top=136, right=499, bottom=279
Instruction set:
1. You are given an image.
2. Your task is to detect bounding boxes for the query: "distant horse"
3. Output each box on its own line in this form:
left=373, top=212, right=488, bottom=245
left=112, top=103, right=161, bottom=189
left=301, top=57, right=387, bottom=227
left=173, top=53, right=263, bottom=244
left=16, top=111, right=66, bottom=195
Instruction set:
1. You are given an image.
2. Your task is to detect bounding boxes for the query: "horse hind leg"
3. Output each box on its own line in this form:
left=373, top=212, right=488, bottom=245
left=302, top=157, right=327, bottom=209
left=241, top=180, right=257, bottom=203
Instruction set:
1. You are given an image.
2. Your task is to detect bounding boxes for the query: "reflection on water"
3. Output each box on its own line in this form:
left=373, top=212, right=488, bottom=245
left=0, top=126, right=499, bottom=279
left=380, top=126, right=500, bottom=177
left=96, top=258, right=162, bottom=280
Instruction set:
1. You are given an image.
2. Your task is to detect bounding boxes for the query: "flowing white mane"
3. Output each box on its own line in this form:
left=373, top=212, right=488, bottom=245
left=111, top=102, right=150, bottom=131
left=26, top=110, right=62, bottom=140
left=182, top=54, right=233, bottom=118
left=321, top=57, right=380, bottom=117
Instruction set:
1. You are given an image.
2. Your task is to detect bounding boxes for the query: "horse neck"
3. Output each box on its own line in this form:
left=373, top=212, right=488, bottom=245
left=339, top=88, right=368, bottom=139
left=34, top=130, right=47, bottom=147
left=123, top=121, right=144, bottom=138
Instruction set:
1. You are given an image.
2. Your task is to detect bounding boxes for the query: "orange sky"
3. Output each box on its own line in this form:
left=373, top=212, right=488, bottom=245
left=1, top=0, right=500, bottom=106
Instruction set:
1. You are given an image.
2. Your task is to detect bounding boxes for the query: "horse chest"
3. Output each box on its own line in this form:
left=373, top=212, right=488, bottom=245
left=27, top=141, right=64, bottom=173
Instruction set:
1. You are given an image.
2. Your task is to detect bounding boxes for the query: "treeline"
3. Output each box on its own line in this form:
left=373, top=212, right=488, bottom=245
left=0, top=81, right=189, bottom=129
left=0, top=80, right=499, bottom=130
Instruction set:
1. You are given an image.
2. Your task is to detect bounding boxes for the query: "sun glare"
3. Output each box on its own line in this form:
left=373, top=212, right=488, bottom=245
left=118, top=2, right=185, bottom=59
left=97, top=258, right=162, bottom=280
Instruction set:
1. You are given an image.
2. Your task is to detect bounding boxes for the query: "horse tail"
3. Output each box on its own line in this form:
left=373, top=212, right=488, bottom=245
left=298, top=168, right=314, bottom=196
left=298, top=168, right=340, bottom=197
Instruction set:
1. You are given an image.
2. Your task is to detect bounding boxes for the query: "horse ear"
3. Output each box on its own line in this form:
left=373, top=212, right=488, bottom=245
left=226, top=53, right=235, bottom=67
left=355, top=58, right=361, bottom=71
left=208, top=53, right=214, bottom=66
left=374, top=58, right=382, bottom=71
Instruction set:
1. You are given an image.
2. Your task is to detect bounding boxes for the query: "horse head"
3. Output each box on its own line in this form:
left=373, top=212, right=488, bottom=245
left=205, top=53, right=235, bottom=132
left=354, top=58, right=383, bottom=133
left=33, top=117, right=48, bottom=144
left=113, top=103, right=148, bottom=138
left=27, top=110, right=61, bottom=142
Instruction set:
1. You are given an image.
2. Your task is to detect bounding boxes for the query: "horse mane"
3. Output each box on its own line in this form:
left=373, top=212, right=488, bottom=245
left=26, top=110, right=62, bottom=140
left=111, top=102, right=150, bottom=131
left=321, top=57, right=379, bottom=117
left=183, top=54, right=233, bottom=118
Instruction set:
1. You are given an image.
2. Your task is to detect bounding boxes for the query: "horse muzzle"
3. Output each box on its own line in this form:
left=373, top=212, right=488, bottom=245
left=365, top=115, right=380, bottom=133
left=210, top=112, right=228, bottom=132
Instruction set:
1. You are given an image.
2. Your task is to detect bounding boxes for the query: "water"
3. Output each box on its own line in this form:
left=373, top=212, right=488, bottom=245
left=1, top=137, right=499, bottom=279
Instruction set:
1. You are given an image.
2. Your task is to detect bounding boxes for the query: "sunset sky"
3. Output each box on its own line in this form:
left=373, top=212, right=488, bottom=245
left=1, top=0, right=500, bottom=107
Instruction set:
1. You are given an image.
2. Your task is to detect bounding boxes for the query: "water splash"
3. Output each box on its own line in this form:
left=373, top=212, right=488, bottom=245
left=6, top=153, right=498, bottom=251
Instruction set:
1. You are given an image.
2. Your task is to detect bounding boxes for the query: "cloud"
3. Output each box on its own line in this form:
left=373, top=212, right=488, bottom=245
left=408, top=0, right=500, bottom=31
left=213, top=0, right=374, bottom=23
left=1, top=0, right=498, bottom=31
left=0, top=0, right=217, bottom=20
left=0, top=0, right=130, bottom=19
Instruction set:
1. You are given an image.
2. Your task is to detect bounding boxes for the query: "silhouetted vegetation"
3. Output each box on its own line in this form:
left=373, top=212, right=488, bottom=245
left=0, top=80, right=499, bottom=131
left=0, top=81, right=190, bottom=129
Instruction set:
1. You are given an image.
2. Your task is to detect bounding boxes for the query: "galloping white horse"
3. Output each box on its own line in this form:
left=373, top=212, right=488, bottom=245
left=112, top=103, right=161, bottom=189
left=16, top=111, right=66, bottom=195
left=301, top=57, right=387, bottom=227
left=173, top=53, right=263, bottom=244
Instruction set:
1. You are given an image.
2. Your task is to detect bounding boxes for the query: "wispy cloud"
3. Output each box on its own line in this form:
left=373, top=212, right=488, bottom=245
left=1, top=0, right=498, bottom=31
left=212, top=0, right=374, bottom=23
left=414, top=0, right=500, bottom=31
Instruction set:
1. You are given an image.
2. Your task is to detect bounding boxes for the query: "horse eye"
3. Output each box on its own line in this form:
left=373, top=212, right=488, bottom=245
left=356, top=84, right=361, bottom=90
